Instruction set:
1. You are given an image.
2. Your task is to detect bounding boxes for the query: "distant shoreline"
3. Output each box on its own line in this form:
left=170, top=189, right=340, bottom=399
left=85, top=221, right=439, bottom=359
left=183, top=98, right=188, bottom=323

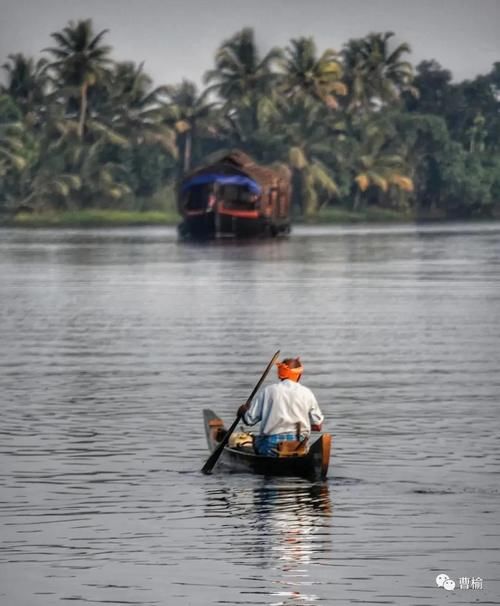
left=1, top=207, right=498, bottom=228
left=0, top=210, right=180, bottom=228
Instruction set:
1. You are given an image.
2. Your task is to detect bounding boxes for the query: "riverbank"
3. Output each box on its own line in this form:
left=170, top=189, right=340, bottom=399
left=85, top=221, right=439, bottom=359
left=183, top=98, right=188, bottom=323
left=300, top=206, right=499, bottom=224
left=2, top=209, right=180, bottom=228
left=1, top=206, right=497, bottom=228
left=298, top=207, right=414, bottom=224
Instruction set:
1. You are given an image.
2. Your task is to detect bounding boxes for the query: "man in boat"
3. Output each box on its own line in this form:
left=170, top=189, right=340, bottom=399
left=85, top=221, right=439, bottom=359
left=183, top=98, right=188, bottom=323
left=237, top=357, right=324, bottom=456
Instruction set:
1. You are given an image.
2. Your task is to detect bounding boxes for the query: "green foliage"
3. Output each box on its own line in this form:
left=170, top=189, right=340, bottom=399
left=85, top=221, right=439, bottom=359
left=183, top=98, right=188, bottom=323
left=281, top=37, right=346, bottom=107
left=163, top=80, right=216, bottom=174
left=1, top=20, right=499, bottom=222
left=11, top=209, right=178, bottom=226
left=342, top=32, right=417, bottom=112
left=1, top=53, right=48, bottom=119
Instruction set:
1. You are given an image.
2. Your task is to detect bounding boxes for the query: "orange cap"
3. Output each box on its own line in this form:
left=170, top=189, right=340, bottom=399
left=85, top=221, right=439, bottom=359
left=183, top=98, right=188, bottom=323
left=276, top=359, right=303, bottom=382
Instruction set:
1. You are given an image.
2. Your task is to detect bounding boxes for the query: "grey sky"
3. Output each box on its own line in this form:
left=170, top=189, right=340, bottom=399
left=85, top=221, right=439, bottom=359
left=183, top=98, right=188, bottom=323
left=1, top=0, right=499, bottom=86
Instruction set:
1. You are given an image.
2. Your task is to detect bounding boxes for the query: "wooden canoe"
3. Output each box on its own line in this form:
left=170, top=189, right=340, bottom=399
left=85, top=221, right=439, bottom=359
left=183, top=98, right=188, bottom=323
left=203, top=409, right=331, bottom=481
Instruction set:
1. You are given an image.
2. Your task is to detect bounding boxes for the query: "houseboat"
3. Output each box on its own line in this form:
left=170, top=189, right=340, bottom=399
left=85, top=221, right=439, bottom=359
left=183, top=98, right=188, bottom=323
left=177, top=150, right=291, bottom=239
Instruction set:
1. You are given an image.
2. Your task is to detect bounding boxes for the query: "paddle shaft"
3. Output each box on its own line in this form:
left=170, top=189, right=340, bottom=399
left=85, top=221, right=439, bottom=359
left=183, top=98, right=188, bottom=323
left=201, top=350, right=280, bottom=475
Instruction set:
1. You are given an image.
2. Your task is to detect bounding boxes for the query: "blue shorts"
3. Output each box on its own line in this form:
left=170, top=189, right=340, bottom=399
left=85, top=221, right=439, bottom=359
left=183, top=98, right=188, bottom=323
left=254, top=433, right=305, bottom=457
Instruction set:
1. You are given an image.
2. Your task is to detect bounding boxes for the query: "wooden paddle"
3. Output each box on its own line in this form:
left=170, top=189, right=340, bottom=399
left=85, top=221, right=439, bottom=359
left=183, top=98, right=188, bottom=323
left=201, top=350, right=280, bottom=475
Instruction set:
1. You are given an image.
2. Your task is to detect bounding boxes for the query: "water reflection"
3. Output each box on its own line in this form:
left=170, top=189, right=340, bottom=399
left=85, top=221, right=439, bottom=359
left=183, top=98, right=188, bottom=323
left=2, top=224, right=499, bottom=604
left=205, top=480, right=332, bottom=605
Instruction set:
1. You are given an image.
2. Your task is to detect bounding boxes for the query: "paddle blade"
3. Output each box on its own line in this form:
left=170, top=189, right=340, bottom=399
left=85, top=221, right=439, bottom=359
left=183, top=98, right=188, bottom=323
left=201, top=350, right=280, bottom=475
left=201, top=449, right=221, bottom=475
left=201, top=414, right=241, bottom=475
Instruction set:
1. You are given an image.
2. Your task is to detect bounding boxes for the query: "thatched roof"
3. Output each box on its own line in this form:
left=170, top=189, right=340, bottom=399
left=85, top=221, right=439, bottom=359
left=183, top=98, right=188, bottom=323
left=182, top=149, right=290, bottom=191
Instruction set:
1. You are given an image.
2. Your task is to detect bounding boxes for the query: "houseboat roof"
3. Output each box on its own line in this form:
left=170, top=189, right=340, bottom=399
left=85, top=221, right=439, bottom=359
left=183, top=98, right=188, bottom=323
left=180, top=150, right=290, bottom=193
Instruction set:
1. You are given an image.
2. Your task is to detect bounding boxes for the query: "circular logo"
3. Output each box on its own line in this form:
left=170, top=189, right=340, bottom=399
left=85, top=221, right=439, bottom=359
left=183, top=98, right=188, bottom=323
left=436, top=574, right=449, bottom=587
left=443, top=579, right=456, bottom=591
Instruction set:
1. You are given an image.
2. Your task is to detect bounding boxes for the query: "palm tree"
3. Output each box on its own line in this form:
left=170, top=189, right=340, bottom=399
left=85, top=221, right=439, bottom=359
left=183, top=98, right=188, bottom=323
left=1, top=53, right=48, bottom=119
left=78, top=140, right=132, bottom=206
left=40, top=133, right=131, bottom=209
left=281, top=37, right=347, bottom=107
left=44, top=19, right=112, bottom=138
left=342, top=32, right=417, bottom=112
left=22, top=91, right=134, bottom=210
left=100, top=61, right=177, bottom=155
left=275, top=97, right=340, bottom=216
left=350, top=123, right=413, bottom=209
left=163, top=80, right=217, bottom=174
left=20, top=171, right=82, bottom=211
left=204, top=28, right=282, bottom=130
left=209, top=92, right=342, bottom=216
left=0, top=96, right=32, bottom=208
left=0, top=120, right=27, bottom=175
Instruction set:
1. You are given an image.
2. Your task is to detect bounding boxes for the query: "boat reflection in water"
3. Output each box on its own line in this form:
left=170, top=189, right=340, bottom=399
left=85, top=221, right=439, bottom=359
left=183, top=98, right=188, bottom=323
left=204, top=479, right=332, bottom=605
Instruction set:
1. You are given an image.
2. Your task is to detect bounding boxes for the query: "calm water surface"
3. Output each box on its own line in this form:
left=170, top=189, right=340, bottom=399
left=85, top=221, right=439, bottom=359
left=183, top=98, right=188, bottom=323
left=1, top=223, right=499, bottom=605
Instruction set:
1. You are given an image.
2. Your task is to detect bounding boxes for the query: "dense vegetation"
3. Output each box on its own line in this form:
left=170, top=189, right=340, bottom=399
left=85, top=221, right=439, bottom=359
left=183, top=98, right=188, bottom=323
left=1, top=19, right=499, bottom=222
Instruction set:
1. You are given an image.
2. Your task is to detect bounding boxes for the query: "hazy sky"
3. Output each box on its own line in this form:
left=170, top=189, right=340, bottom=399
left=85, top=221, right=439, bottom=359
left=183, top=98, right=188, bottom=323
left=1, top=0, right=499, bottom=86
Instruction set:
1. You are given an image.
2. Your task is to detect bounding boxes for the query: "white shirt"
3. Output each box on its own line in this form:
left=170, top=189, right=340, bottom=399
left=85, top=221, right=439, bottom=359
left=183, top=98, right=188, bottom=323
left=243, top=379, right=324, bottom=436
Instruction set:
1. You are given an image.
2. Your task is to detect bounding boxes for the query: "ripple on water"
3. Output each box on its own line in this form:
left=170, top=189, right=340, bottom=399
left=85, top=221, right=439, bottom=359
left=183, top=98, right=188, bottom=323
left=0, top=225, right=499, bottom=604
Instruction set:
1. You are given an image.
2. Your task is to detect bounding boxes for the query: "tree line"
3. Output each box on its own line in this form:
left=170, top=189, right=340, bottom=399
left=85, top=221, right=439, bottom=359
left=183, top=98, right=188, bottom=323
left=1, top=19, right=499, bottom=218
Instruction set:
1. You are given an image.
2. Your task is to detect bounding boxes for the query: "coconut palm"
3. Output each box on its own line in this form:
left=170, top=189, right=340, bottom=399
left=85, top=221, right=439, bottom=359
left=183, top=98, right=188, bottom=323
left=204, top=28, right=282, bottom=130
left=163, top=80, right=217, bottom=173
left=0, top=121, right=27, bottom=176
left=342, top=32, right=417, bottom=112
left=43, top=137, right=130, bottom=209
left=350, top=123, right=413, bottom=209
left=23, top=95, right=133, bottom=210
left=100, top=62, right=177, bottom=155
left=0, top=96, right=28, bottom=176
left=44, top=19, right=112, bottom=138
left=281, top=37, right=347, bottom=107
left=274, top=97, right=340, bottom=216
left=213, top=90, right=285, bottom=162
left=79, top=141, right=132, bottom=205
left=0, top=96, right=37, bottom=211
left=1, top=53, right=48, bottom=119
left=20, top=171, right=82, bottom=210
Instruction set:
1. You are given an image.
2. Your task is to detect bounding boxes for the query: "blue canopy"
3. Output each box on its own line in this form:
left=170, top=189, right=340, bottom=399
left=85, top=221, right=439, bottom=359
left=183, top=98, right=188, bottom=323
left=181, top=173, right=261, bottom=194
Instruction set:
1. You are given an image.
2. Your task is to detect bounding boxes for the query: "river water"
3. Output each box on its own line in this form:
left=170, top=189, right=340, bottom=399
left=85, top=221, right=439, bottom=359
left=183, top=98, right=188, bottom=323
left=0, top=223, right=499, bottom=605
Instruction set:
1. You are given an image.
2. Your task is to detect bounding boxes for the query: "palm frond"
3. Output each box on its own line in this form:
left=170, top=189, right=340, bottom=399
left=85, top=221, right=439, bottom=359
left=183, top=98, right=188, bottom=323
left=390, top=175, right=414, bottom=191
left=88, top=29, right=110, bottom=51
left=355, top=174, right=370, bottom=191
left=309, top=163, right=339, bottom=195
left=86, top=120, right=130, bottom=147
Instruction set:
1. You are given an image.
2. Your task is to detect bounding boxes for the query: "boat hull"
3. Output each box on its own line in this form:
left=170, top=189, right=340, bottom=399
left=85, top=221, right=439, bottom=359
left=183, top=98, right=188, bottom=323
left=203, top=409, right=331, bottom=481
left=179, top=213, right=290, bottom=240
